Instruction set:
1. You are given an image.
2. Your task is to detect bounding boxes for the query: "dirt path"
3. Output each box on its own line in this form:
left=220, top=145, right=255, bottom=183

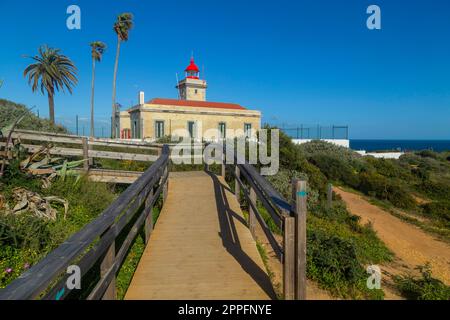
left=334, top=187, right=450, bottom=288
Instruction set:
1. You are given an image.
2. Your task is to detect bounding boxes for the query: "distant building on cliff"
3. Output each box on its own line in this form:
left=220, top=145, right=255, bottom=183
left=115, top=57, right=261, bottom=141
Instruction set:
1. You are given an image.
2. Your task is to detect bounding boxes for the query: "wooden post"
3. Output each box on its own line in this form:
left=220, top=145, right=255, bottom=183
left=100, top=242, right=116, bottom=300
left=82, top=137, right=89, bottom=172
left=162, top=166, right=169, bottom=203
left=327, top=183, right=333, bottom=209
left=249, top=187, right=257, bottom=239
left=283, top=214, right=295, bottom=300
left=221, top=153, right=226, bottom=178
left=235, top=166, right=240, bottom=203
left=144, top=189, right=154, bottom=244
left=293, top=179, right=307, bottom=300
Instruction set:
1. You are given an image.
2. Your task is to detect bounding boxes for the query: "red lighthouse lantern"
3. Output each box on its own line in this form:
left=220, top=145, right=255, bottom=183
left=185, top=57, right=200, bottom=79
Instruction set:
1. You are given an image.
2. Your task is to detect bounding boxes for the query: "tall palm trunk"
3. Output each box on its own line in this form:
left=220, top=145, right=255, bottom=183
left=90, top=58, right=96, bottom=137
left=111, top=35, right=121, bottom=138
left=48, top=88, right=55, bottom=125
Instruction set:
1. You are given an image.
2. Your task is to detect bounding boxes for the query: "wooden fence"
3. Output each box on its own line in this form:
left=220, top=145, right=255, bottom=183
left=0, top=145, right=170, bottom=300
left=3, top=129, right=161, bottom=163
left=1, top=129, right=206, bottom=166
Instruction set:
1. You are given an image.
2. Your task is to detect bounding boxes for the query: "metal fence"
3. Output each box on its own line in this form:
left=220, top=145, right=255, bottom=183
left=279, top=125, right=349, bottom=140
left=55, top=115, right=112, bottom=138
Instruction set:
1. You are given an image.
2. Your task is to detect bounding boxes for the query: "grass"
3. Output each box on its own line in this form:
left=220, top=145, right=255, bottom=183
left=116, top=200, right=163, bottom=299
left=0, top=157, right=165, bottom=299
left=0, top=162, right=118, bottom=288
left=306, top=201, right=392, bottom=300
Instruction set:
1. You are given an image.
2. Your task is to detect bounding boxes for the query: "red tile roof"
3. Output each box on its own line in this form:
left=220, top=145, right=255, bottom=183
left=147, top=98, right=247, bottom=110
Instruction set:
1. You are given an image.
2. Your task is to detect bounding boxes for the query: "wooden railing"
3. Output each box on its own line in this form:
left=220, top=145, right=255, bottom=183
left=220, top=150, right=307, bottom=300
left=1, top=129, right=206, bottom=166
left=0, top=145, right=170, bottom=300
left=2, top=129, right=161, bottom=163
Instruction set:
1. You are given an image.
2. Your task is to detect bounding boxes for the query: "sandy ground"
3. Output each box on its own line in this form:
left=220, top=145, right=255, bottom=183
left=334, top=187, right=450, bottom=292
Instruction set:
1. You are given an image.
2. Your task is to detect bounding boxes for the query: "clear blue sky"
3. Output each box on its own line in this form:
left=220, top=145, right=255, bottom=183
left=0, top=0, right=449, bottom=139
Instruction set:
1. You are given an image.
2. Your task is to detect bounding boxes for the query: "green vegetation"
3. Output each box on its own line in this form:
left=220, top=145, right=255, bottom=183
left=0, top=99, right=67, bottom=134
left=0, top=161, right=117, bottom=288
left=261, top=128, right=449, bottom=299
left=394, top=264, right=450, bottom=300
left=89, top=41, right=107, bottom=137
left=245, top=128, right=393, bottom=299
left=295, top=139, right=450, bottom=233
left=111, top=13, right=134, bottom=137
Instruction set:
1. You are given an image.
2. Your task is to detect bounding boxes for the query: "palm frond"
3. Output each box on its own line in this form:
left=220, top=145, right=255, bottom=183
left=23, top=45, right=78, bottom=96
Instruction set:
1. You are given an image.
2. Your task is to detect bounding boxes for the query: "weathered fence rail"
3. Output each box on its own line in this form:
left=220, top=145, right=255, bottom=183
left=0, top=145, right=170, bottom=300
left=3, top=129, right=206, bottom=165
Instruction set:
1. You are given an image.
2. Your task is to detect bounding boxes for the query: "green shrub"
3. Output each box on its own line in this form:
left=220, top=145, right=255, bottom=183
left=309, top=154, right=359, bottom=188
left=394, top=264, right=450, bottom=300
left=421, top=201, right=450, bottom=225
left=0, top=99, right=67, bottom=134
left=307, top=230, right=363, bottom=285
left=417, top=150, right=439, bottom=160
left=420, top=180, right=450, bottom=200
left=266, top=169, right=319, bottom=209
left=358, top=172, right=416, bottom=209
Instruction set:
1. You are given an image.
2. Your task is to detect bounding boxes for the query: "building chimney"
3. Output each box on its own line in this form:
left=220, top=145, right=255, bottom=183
left=139, top=91, right=145, bottom=105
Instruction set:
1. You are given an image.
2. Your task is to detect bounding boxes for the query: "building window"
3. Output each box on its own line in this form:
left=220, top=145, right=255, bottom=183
left=188, top=121, right=196, bottom=139
left=218, top=122, right=226, bottom=139
left=133, top=120, right=138, bottom=139
left=155, top=121, right=165, bottom=139
left=195, top=89, right=198, bottom=94
left=244, top=123, right=252, bottom=138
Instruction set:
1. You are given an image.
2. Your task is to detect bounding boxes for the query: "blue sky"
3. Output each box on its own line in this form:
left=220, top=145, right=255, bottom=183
left=0, top=0, right=449, bottom=139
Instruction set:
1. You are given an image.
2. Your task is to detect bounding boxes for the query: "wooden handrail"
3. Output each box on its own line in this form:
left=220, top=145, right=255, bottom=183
left=0, top=145, right=170, bottom=300
left=221, top=145, right=307, bottom=300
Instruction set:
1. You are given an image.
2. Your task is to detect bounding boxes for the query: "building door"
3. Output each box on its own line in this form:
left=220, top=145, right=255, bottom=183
left=244, top=123, right=252, bottom=138
left=188, top=121, right=196, bottom=139
left=218, top=122, right=226, bottom=139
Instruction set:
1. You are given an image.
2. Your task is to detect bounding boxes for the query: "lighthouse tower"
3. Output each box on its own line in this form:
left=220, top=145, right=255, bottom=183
left=176, top=57, right=208, bottom=101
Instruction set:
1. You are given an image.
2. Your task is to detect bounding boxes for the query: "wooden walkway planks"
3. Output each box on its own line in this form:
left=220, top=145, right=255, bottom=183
left=125, top=171, right=275, bottom=300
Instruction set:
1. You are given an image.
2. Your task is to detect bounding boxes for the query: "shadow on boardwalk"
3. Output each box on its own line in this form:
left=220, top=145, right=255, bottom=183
left=207, top=172, right=277, bottom=299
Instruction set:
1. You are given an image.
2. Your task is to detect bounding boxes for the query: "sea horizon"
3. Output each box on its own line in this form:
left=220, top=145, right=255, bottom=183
left=350, top=139, right=450, bottom=152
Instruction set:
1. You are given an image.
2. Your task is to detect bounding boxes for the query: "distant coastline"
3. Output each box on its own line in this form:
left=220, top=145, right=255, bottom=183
left=350, top=140, right=450, bottom=152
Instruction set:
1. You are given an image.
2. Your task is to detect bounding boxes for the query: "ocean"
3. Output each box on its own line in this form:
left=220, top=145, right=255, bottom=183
left=350, top=140, right=450, bottom=152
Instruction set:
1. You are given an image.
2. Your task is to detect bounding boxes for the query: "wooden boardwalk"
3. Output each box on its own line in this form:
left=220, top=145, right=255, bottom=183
left=125, top=171, right=275, bottom=300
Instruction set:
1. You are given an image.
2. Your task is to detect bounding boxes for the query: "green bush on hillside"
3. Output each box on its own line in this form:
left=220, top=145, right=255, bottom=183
left=421, top=201, right=450, bottom=226
left=358, top=171, right=416, bottom=209
left=394, top=264, right=450, bottom=300
left=0, top=162, right=117, bottom=288
left=0, top=98, right=67, bottom=134
left=266, top=169, right=319, bottom=209
left=309, top=153, right=360, bottom=188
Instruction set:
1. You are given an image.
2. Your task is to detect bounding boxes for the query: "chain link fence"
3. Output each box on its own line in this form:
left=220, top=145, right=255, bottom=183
left=279, top=125, right=349, bottom=140
left=55, top=115, right=112, bottom=138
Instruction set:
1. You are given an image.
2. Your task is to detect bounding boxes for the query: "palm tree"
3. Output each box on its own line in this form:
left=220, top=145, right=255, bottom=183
left=111, top=13, right=133, bottom=138
left=24, top=45, right=78, bottom=125
left=90, top=41, right=106, bottom=137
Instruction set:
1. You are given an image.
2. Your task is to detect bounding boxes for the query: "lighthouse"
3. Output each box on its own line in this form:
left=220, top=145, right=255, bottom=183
left=176, top=57, right=208, bottom=101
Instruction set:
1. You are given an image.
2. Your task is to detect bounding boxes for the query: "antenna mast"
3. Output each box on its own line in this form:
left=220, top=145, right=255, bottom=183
left=175, top=73, right=181, bottom=100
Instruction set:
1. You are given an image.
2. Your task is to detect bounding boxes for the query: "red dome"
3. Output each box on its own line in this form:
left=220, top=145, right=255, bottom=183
left=185, top=57, right=200, bottom=72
